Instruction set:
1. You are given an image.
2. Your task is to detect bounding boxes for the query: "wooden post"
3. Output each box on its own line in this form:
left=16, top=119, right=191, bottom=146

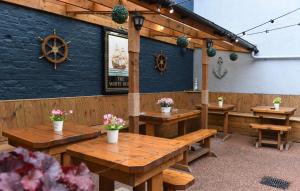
left=201, top=43, right=209, bottom=129
left=128, top=13, right=141, bottom=133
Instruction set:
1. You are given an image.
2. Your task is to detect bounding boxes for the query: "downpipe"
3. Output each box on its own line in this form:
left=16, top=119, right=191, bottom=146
left=251, top=51, right=300, bottom=60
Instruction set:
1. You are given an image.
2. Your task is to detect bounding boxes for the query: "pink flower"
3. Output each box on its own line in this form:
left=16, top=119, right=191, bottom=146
left=69, top=110, right=73, bottom=114
left=21, top=169, right=43, bottom=191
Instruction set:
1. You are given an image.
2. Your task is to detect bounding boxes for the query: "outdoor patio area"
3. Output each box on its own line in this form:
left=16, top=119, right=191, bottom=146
left=1, top=0, right=300, bottom=190
left=114, top=134, right=300, bottom=191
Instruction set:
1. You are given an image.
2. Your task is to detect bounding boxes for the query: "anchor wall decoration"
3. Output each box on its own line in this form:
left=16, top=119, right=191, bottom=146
left=213, top=57, right=228, bottom=79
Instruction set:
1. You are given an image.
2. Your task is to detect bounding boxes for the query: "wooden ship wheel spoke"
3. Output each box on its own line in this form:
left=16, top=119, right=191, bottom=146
left=38, top=29, right=71, bottom=69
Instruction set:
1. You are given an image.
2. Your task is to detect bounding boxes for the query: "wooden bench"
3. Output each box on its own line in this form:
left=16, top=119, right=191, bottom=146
left=250, top=123, right=292, bottom=151
left=163, top=169, right=195, bottom=191
left=175, top=129, right=217, bottom=167
left=0, top=143, right=15, bottom=153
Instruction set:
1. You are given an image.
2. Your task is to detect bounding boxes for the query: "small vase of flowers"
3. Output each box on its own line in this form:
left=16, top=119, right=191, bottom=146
left=103, top=114, right=125, bottom=144
left=273, top=97, right=281, bottom=111
left=157, top=98, right=174, bottom=113
left=218, top=97, right=224, bottom=108
left=50, top=109, right=73, bottom=132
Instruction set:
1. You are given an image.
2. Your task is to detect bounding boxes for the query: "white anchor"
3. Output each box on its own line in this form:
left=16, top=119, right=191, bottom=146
left=213, top=57, right=228, bottom=79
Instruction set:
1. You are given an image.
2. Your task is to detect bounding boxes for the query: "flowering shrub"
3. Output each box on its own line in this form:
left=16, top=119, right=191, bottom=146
left=103, top=114, right=126, bottom=131
left=157, top=98, right=174, bottom=107
left=50, top=109, right=73, bottom=122
left=0, top=148, right=94, bottom=191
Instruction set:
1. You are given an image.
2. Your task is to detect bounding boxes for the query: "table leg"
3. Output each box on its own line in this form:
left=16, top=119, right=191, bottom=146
left=62, top=153, right=71, bottom=166
left=256, top=130, right=262, bottom=148
left=147, top=172, right=163, bottom=191
left=178, top=121, right=186, bottom=136
left=99, top=175, right=114, bottom=191
left=222, top=112, right=231, bottom=141
left=133, top=182, right=146, bottom=191
left=286, top=130, right=291, bottom=150
left=285, top=117, right=290, bottom=126
left=278, top=131, right=283, bottom=151
left=146, top=123, right=155, bottom=136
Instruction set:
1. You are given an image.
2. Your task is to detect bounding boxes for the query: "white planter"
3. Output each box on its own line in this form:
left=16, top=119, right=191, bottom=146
left=107, top=130, right=119, bottom=144
left=218, top=101, right=223, bottom=108
left=161, top=107, right=172, bottom=113
left=274, top=103, right=280, bottom=111
left=53, top=121, right=64, bottom=132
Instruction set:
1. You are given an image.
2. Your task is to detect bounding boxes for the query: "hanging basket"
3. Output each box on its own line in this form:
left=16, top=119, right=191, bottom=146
left=112, top=3, right=129, bottom=24
left=176, top=35, right=189, bottom=48
left=229, top=52, right=238, bottom=61
left=207, top=47, right=216, bottom=57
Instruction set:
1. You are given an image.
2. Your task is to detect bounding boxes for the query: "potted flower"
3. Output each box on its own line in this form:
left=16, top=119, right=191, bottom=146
left=50, top=109, right=73, bottom=132
left=157, top=98, right=174, bottom=113
left=103, top=114, right=125, bottom=144
left=0, top=147, right=94, bottom=191
left=217, top=96, right=224, bottom=108
left=273, top=97, right=282, bottom=111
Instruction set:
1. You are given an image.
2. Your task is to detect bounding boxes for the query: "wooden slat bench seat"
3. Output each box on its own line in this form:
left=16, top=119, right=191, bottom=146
left=90, top=121, right=146, bottom=134
left=163, top=169, right=195, bottom=191
left=174, top=129, right=217, bottom=166
left=250, top=123, right=292, bottom=151
left=0, top=143, right=15, bottom=153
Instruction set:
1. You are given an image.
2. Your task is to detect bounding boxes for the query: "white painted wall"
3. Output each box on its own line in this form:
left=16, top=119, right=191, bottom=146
left=193, top=0, right=300, bottom=95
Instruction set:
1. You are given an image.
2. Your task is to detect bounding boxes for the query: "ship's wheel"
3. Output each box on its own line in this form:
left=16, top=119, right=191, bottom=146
left=155, top=51, right=167, bottom=74
left=38, top=29, right=70, bottom=69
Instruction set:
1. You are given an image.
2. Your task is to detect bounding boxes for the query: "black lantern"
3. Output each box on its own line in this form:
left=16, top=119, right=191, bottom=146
left=206, top=39, right=213, bottom=48
left=132, top=12, right=145, bottom=31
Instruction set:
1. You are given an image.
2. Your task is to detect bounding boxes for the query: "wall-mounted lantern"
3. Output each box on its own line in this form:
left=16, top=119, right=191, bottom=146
left=132, top=12, right=145, bottom=31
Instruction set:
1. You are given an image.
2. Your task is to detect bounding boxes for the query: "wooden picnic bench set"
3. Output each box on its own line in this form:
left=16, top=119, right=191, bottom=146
left=1, top=108, right=217, bottom=191
left=1, top=103, right=296, bottom=190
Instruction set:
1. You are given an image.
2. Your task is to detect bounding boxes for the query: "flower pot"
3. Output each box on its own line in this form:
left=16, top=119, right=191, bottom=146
left=274, top=103, right=280, bottom=111
left=107, top=130, right=119, bottom=144
left=53, top=121, right=63, bottom=132
left=161, top=107, right=171, bottom=113
left=218, top=101, right=223, bottom=108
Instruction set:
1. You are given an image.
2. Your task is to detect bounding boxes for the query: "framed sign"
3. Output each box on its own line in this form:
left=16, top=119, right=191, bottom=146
left=104, top=29, right=129, bottom=94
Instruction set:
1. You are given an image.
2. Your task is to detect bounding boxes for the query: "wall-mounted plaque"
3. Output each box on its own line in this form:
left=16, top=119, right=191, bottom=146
left=104, top=29, right=128, bottom=94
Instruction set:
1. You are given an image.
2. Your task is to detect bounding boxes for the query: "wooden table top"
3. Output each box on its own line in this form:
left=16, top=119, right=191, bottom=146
left=195, top=103, right=235, bottom=112
left=139, top=109, right=200, bottom=124
left=67, top=133, right=187, bottom=173
left=251, top=106, right=296, bottom=115
left=3, top=123, right=100, bottom=149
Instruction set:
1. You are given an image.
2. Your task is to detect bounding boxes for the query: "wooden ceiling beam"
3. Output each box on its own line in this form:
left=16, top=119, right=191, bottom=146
left=127, top=0, right=250, bottom=52
left=60, top=1, right=203, bottom=48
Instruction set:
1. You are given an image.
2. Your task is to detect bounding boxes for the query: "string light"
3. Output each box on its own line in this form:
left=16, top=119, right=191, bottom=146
left=246, top=22, right=300, bottom=36
left=237, top=7, right=300, bottom=36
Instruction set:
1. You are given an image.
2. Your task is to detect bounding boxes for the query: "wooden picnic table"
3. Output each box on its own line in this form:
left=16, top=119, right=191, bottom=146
left=139, top=109, right=201, bottom=136
left=2, top=122, right=100, bottom=164
left=251, top=106, right=296, bottom=125
left=195, top=103, right=235, bottom=141
left=251, top=106, right=296, bottom=150
left=65, top=133, right=187, bottom=191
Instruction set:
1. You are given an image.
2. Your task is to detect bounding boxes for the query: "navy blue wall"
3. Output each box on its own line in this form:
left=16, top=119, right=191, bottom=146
left=140, top=38, right=193, bottom=93
left=0, top=2, right=193, bottom=100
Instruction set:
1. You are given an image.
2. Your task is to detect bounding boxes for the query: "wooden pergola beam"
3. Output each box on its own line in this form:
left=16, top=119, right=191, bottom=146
left=60, top=0, right=250, bottom=52
left=127, top=0, right=250, bottom=52
left=60, top=1, right=203, bottom=48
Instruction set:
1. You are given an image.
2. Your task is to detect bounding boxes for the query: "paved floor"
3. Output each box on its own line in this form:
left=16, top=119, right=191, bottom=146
left=100, top=134, right=300, bottom=191
left=188, top=134, right=300, bottom=191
